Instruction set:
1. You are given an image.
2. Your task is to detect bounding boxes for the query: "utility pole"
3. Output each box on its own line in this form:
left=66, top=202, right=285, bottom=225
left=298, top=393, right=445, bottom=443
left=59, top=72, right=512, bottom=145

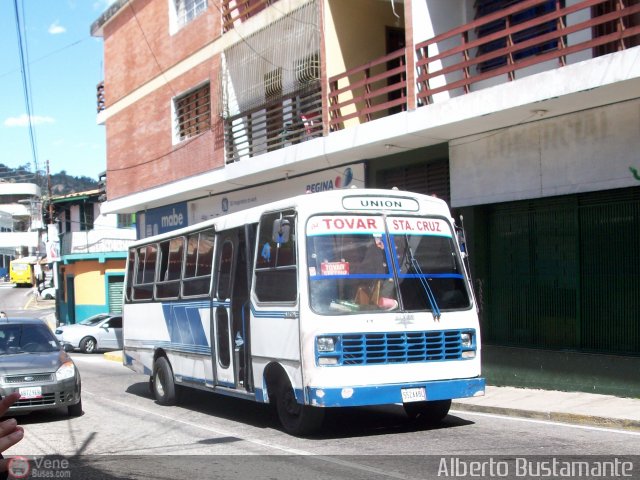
left=47, top=160, right=53, bottom=224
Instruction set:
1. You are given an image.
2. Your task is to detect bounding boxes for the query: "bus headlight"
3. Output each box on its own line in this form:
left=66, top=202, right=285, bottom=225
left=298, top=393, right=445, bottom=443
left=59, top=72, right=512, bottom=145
left=461, top=333, right=472, bottom=348
left=317, top=336, right=336, bottom=352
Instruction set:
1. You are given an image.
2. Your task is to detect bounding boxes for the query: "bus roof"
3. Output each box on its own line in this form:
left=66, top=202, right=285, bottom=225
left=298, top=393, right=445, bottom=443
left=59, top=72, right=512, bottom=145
left=10, top=256, right=39, bottom=265
left=130, top=188, right=452, bottom=248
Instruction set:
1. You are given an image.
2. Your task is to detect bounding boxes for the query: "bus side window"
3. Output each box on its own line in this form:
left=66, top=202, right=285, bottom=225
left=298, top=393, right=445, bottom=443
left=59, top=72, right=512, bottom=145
left=254, top=210, right=297, bottom=303
left=133, top=244, right=156, bottom=301
left=125, top=249, right=135, bottom=301
left=183, top=229, right=214, bottom=297
left=156, top=237, right=183, bottom=299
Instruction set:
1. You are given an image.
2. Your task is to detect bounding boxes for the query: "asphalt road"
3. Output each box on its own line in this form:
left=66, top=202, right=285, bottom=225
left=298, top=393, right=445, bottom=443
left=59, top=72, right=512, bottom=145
left=3, top=352, right=639, bottom=479
left=0, top=282, right=37, bottom=315
left=2, top=284, right=639, bottom=478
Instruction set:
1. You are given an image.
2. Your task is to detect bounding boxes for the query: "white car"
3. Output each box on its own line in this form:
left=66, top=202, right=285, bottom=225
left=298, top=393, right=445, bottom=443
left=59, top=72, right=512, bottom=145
left=55, top=313, right=123, bottom=353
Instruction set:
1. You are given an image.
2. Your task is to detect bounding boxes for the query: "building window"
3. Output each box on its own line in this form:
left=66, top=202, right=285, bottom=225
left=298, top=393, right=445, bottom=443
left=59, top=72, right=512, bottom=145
left=63, top=207, right=71, bottom=233
left=173, top=83, right=211, bottom=143
left=295, top=53, right=320, bottom=86
left=79, top=203, right=95, bottom=232
left=117, top=213, right=136, bottom=229
left=170, top=0, right=207, bottom=33
left=474, top=0, right=562, bottom=73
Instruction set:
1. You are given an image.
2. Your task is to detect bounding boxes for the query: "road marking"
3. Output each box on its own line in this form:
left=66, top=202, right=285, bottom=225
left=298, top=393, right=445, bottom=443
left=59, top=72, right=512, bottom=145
left=450, top=409, right=640, bottom=437
left=83, top=390, right=413, bottom=480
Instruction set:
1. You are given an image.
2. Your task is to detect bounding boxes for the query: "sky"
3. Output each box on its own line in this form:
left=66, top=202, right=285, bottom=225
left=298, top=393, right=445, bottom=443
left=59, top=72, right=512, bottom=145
left=0, top=0, right=117, bottom=181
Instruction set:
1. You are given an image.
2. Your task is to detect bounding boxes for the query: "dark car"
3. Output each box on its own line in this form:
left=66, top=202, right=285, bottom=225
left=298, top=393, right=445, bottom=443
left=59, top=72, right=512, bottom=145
left=0, top=318, right=82, bottom=416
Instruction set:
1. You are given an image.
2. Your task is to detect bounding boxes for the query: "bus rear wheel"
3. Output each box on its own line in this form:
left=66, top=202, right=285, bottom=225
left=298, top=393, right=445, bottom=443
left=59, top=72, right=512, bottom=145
left=152, top=356, right=177, bottom=406
left=404, top=399, right=451, bottom=424
left=275, top=378, right=324, bottom=436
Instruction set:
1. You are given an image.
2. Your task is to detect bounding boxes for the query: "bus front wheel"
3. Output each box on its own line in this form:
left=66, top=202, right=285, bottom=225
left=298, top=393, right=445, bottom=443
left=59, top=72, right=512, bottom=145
left=404, top=399, right=451, bottom=424
left=152, top=357, right=177, bottom=406
left=275, top=378, right=324, bottom=436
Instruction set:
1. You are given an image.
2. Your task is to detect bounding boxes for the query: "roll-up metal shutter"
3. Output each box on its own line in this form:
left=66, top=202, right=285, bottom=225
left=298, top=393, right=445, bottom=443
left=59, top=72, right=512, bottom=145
left=108, top=275, right=124, bottom=314
left=379, top=160, right=450, bottom=204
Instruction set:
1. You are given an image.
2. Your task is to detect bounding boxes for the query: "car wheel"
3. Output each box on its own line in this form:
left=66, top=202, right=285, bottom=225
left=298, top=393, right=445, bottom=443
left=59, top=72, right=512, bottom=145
left=152, top=356, right=177, bottom=406
left=275, top=376, right=324, bottom=436
left=68, top=399, right=83, bottom=417
left=404, top=399, right=451, bottom=424
left=79, top=336, right=97, bottom=354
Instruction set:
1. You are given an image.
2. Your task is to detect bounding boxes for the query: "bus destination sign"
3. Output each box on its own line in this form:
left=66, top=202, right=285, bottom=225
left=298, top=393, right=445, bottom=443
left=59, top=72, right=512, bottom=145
left=342, top=196, right=419, bottom=212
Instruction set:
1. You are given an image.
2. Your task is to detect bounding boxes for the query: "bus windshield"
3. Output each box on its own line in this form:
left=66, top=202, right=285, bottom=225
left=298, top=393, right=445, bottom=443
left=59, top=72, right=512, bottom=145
left=306, top=215, right=470, bottom=314
left=388, top=216, right=471, bottom=312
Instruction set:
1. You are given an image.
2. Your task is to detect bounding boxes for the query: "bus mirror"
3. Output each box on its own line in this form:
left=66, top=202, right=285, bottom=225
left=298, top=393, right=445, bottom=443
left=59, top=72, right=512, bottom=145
left=272, top=219, right=290, bottom=244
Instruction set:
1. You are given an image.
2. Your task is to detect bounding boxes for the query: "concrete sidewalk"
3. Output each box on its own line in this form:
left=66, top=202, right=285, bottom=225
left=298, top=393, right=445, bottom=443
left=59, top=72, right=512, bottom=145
left=453, top=386, right=640, bottom=431
left=102, top=350, right=640, bottom=431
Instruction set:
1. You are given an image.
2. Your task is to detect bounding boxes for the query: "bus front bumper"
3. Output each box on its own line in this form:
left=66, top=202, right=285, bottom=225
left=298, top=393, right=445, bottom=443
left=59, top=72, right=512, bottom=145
left=307, top=377, right=485, bottom=407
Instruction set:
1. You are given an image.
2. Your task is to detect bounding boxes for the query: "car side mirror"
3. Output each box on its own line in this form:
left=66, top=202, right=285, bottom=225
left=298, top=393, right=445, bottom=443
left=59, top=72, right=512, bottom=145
left=63, top=344, right=74, bottom=352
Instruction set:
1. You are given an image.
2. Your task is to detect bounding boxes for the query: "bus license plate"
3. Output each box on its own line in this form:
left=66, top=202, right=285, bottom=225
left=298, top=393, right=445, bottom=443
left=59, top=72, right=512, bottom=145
left=19, top=387, right=42, bottom=399
left=401, top=387, right=426, bottom=403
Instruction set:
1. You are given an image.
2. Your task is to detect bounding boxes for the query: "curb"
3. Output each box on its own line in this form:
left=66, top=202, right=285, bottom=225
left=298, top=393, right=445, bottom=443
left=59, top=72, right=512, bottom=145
left=104, top=350, right=124, bottom=363
left=451, top=401, right=640, bottom=432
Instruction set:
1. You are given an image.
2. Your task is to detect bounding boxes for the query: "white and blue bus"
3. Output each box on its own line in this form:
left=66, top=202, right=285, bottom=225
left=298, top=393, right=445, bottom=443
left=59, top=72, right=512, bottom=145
left=123, top=188, right=485, bottom=435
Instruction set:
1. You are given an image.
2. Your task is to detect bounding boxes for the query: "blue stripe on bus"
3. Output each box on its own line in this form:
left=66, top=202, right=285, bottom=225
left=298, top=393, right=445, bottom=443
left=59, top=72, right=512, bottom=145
left=307, top=377, right=485, bottom=407
left=154, top=341, right=212, bottom=355
left=250, top=306, right=289, bottom=319
left=396, top=273, right=465, bottom=279
left=162, top=302, right=213, bottom=349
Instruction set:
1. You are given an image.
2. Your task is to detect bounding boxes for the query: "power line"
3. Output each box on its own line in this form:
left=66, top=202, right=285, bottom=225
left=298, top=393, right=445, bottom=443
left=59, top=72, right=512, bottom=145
left=0, top=37, right=90, bottom=80
left=12, top=0, right=39, bottom=178
left=20, top=0, right=40, bottom=184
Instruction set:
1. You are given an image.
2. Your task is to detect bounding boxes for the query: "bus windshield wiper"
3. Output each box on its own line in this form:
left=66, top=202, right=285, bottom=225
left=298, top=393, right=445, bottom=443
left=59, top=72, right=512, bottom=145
left=405, top=235, right=441, bottom=321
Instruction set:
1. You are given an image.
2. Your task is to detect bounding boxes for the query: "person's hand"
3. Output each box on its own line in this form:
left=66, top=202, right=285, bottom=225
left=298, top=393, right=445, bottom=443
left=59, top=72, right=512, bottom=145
left=0, top=392, right=24, bottom=472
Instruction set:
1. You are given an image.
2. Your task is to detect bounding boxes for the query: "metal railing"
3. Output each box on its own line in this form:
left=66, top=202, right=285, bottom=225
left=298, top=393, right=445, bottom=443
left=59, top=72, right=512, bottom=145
left=415, top=0, right=640, bottom=105
left=327, top=48, right=407, bottom=132
left=223, top=87, right=323, bottom=164
left=221, top=0, right=280, bottom=33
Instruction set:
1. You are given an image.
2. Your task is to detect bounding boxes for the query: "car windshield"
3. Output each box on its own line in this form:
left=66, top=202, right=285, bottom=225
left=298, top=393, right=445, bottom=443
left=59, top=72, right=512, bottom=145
left=79, top=314, right=110, bottom=326
left=0, top=324, right=60, bottom=354
left=306, top=214, right=471, bottom=315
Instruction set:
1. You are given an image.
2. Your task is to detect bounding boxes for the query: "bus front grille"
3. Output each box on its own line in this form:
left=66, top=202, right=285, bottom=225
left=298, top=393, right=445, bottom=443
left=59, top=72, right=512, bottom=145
left=326, top=329, right=473, bottom=366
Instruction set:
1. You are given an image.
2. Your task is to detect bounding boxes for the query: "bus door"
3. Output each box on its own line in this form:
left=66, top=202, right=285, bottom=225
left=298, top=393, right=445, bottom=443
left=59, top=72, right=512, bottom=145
left=212, top=228, right=250, bottom=389
left=251, top=210, right=300, bottom=364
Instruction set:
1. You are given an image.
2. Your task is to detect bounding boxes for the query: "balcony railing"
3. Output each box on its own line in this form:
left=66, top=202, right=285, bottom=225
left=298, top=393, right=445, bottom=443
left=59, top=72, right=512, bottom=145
left=415, top=0, right=640, bottom=105
left=328, top=48, right=407, bottom=132
left=221, top=0, right=280, bottom=33
left=224, top=86, right=323, bottom=164
left=327, top=0, right=638, bottom=126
